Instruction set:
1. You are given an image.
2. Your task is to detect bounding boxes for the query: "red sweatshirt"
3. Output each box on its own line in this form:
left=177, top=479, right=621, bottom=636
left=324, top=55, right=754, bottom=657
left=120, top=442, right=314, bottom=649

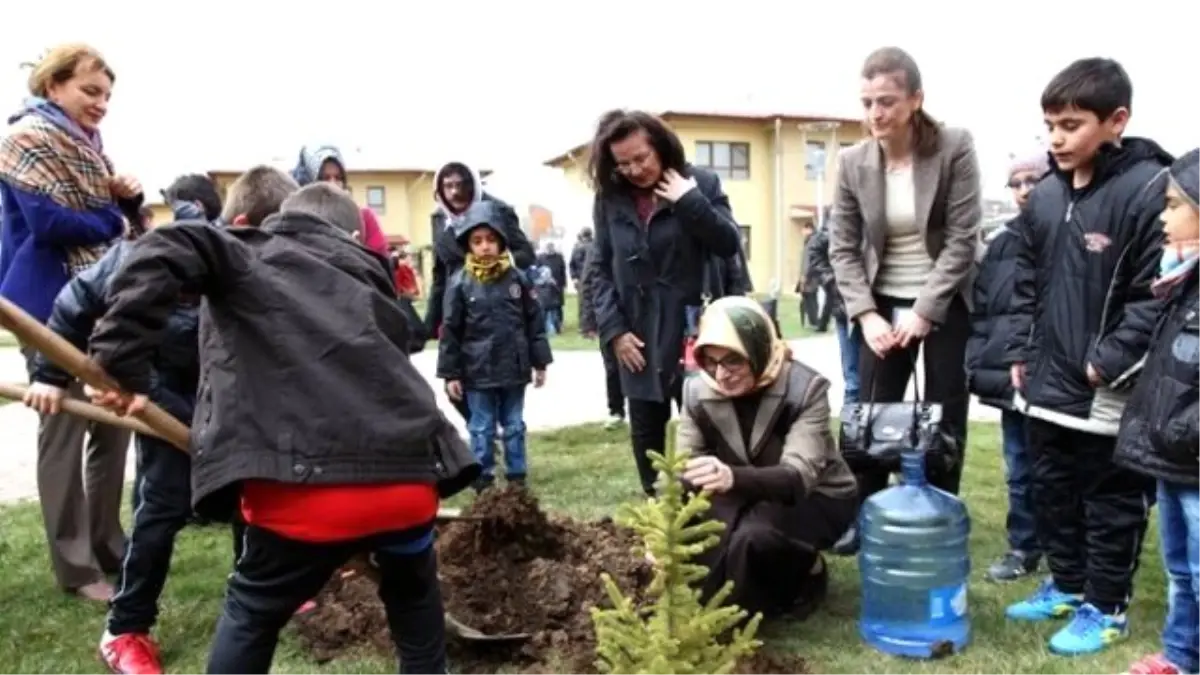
left=359, top=208, right=389, bottom=257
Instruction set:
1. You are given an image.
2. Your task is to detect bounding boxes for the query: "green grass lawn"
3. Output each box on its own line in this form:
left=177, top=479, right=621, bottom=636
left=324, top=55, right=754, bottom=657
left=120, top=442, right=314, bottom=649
left=413, top=293, right=815, bottom=352
left=0, top=420, right=1166, bottom=673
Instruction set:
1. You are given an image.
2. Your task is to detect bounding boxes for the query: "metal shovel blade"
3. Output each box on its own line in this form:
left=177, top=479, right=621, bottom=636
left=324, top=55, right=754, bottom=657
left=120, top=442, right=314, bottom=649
left=347, top=546, right=532, bottom=645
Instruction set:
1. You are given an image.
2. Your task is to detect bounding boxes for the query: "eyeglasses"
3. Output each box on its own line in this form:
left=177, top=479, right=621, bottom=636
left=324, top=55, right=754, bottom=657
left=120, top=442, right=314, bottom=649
left=1007, top=177, right=1040, bottom=190
left=700, top=351, right=749, bottom=376
left=614, top=151, right=656, bottom=175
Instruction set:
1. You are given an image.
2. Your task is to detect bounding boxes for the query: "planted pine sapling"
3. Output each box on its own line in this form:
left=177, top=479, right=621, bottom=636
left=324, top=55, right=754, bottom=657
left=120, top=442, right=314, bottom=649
left=591, top=435, right=761, bottom=674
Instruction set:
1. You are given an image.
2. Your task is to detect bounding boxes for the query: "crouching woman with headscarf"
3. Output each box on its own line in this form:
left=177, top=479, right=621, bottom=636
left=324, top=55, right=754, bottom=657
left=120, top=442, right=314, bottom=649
left=677, top=296, right=858, bottom=620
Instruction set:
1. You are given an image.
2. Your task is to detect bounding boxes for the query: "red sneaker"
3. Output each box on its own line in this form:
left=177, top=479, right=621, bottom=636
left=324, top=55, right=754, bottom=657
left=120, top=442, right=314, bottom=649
left=99, top=632, right=163, bottom=675
left=1128, top=654, right=1182, bottom=675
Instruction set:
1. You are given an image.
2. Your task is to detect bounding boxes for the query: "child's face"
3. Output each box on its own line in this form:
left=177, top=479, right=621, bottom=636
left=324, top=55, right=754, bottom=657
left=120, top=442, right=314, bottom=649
left=1043, top=104, right=1128, bottom=173
left=1161, top=183, right=1200, bottom=248
left=468, top=227, right=500, bottom=257
left=1007, top=170, right=1041, bottom=210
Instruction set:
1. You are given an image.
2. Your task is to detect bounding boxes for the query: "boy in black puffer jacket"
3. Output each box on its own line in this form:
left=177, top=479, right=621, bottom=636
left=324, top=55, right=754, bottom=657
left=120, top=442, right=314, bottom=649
left=24, top=174, right=221, bottom=675
left=437, top=201, right=553, bottom=491
left=1004, top=58, right=1170, bottom=656
left=966, top=152, right=1049, bottom=583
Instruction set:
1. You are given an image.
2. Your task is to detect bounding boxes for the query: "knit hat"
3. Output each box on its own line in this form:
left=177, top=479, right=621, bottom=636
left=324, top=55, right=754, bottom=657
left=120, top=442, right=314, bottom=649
left=1008, top=150, right=1051, bottom=180
left=1169, top=148, right=1199, bottom=209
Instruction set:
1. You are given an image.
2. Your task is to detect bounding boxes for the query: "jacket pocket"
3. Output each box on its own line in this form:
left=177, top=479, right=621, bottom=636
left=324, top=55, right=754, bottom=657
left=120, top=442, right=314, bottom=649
left=1151, top=324, right=1200, bottom=459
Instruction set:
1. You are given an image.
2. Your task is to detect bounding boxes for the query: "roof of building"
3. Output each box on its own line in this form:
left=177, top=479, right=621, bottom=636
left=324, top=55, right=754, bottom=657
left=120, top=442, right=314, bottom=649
left=543, top=108, right=862, bottom=167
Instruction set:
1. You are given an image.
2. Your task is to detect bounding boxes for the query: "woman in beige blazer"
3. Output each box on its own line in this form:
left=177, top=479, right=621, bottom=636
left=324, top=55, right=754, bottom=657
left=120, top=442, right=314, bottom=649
left=828, top=47, right=982, bottom=553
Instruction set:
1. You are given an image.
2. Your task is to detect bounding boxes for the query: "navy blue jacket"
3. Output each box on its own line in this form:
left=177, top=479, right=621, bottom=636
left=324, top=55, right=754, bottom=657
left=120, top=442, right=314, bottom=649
left=32, top=208, right=204, bottom=423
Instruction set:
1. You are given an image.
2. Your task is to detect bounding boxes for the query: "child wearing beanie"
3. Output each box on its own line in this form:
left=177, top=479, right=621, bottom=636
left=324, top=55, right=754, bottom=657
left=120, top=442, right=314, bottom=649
left=1118, top=148, right=1200, bottom=675
left=967, top=149, right=1050, bottom=582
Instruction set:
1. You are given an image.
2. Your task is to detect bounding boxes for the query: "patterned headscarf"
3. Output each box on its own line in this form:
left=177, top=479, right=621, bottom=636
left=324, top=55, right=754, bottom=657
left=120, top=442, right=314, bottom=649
left=693, top=296, right=791, bottom=396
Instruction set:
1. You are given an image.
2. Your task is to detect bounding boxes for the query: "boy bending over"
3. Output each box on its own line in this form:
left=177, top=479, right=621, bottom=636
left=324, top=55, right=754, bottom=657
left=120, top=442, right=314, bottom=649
left=87, top=172, right=477, bottom=674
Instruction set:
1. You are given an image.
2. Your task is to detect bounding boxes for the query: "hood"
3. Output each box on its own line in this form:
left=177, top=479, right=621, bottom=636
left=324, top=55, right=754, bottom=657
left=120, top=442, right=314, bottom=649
left=7, top=96, right=103, bottom=152
left=171, top=201, right=208, bottom=221
left=1052, top=137, right=1175, bottom=185
left=452, top=201, right=508, bottom=250
left=693, top=296, right=791, bottom=396
left=1169, top=148, right=1199, bottom=208
left=434, top=161, right=484, bottom=220
left=292, top=144, right=346, bottom=187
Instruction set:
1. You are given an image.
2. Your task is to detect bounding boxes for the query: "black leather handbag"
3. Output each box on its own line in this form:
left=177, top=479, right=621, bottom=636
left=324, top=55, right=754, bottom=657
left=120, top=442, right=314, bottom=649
left=838, top=353, right=960, bottom=475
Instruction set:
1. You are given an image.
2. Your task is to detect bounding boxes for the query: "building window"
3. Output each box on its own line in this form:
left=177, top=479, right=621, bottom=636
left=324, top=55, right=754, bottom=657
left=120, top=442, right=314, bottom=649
left=805, top=141, right=828, bottom=180
left=366, top=186, right=386, bottom=215
left=738, top=225, right=751, bottom=260
left=694, top=141, right=750, bottom=180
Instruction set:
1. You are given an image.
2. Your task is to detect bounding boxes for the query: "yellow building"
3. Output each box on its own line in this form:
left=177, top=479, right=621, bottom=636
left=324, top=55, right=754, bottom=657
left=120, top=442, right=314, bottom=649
left=544, top=110, right=865, bottom=293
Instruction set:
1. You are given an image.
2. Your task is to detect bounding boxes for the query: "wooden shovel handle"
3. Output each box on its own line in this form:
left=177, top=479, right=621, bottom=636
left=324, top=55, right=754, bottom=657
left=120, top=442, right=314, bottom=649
left=0, top=381, right=165, bottom=439
left=0, top=296, right=190, bottom=453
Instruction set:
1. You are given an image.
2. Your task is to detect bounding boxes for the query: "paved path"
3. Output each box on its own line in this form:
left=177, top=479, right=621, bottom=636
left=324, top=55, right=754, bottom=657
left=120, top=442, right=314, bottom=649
left=0, top=337, right=998, bottom=503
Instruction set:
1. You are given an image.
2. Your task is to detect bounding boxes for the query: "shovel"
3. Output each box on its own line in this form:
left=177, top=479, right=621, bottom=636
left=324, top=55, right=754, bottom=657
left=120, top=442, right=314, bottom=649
left=0, top=298, right=530, bottom=645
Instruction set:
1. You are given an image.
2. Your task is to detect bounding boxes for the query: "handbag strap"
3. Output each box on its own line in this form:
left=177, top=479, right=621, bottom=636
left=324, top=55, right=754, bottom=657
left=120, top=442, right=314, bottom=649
left=862, top=348, right=925, bottom=438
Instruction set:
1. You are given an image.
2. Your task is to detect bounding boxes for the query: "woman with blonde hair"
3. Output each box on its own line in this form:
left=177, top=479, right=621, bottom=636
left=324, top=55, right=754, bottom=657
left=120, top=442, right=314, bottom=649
left=0, top=43, right=142, bottom=601
left=676, top=296, right=858, bottom=619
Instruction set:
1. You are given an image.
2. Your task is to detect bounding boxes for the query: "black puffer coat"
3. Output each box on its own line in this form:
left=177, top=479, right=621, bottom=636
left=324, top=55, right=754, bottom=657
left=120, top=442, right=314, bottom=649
left=1005, top=139, right=1172, bottom=435
left=1115, top=267, right=1199, bottom=485
left=965, top=221, right=1022, bottom=410
left=436, top=204, right=553, bottom=390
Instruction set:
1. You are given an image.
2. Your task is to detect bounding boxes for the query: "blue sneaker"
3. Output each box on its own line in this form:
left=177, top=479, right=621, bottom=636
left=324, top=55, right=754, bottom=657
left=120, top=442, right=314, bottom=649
left=1005, top=578, right=1083, bottom=621
left=1048, top=603, right=1128, bottom=656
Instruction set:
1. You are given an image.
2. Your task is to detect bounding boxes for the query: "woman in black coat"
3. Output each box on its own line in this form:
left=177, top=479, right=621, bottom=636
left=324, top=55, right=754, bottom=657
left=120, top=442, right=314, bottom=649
left=586, top=109, right=740, bottom=496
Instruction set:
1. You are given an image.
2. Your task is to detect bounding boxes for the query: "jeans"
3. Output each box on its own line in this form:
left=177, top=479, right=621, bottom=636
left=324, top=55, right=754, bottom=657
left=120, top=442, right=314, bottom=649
left=108, top=435, right=193, bottom=635
left=1000, top=410, right=1040, bottom=556
left=834, top=317, right=860, bottom=404
left=543, top=306, right=562, bottom=336
left=207, top=525, right=445, bottom=674
left=1159, top=480, right=1200, bottom=673
left=465, top=387, right=528, bottom=479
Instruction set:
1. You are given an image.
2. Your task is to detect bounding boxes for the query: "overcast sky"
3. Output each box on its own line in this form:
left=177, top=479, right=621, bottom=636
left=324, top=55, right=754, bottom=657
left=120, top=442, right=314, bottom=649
left=2, top=0, right=1196, bottom=201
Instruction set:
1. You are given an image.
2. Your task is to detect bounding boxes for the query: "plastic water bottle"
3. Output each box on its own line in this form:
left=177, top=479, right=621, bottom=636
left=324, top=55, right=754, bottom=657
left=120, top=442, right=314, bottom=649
left=858, top=445, right=971, bottom=659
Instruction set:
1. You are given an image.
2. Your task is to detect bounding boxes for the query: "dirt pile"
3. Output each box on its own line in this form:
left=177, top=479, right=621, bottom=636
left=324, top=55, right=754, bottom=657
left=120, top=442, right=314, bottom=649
left=292, top=486, right=808, bottom=673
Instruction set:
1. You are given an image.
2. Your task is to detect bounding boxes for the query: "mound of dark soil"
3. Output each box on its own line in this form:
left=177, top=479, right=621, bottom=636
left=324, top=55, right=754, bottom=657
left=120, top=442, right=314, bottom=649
left=292, top=486, right=808, bottom=673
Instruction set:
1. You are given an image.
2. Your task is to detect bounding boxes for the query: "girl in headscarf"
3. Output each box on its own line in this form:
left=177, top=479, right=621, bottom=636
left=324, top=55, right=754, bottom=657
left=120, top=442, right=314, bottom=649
left=291, top=144, right=390, bottom=257
left=676, top=296, right=858, bottom=620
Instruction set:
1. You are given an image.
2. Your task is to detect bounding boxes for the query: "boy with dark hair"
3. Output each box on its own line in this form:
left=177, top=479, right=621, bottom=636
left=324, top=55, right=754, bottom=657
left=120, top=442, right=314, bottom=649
left=161, top=173, right=223, bottom=223
left=23, top=172, right=228, bottom=674
left=85, top=170, right=474, bottom=673
left=1004, top=56, right=1172, bottom=656
left=437, top=201, right=552, bottom=492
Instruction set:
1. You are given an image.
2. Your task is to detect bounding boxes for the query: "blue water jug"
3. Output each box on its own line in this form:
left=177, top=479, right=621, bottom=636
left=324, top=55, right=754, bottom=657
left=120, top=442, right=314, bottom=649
left=858, top=446, right=971, bottom=659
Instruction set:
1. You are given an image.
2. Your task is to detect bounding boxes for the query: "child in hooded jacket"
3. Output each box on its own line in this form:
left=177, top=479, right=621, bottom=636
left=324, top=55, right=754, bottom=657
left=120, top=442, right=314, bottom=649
left=966, top=151, right=1050, bottom=583
left=437, top=201, right=553, bottom=491
left=1117, top=149, right=1200, bottom=675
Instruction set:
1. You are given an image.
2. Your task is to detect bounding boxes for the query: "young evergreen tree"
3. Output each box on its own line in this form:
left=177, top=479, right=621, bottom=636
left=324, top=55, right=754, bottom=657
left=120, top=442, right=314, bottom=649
left=591, top=435, right=762, bottom=674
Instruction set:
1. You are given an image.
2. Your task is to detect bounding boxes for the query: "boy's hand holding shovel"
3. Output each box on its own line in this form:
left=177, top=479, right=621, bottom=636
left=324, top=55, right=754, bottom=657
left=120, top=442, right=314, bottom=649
left=85, top=384, right=149, bottom=417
